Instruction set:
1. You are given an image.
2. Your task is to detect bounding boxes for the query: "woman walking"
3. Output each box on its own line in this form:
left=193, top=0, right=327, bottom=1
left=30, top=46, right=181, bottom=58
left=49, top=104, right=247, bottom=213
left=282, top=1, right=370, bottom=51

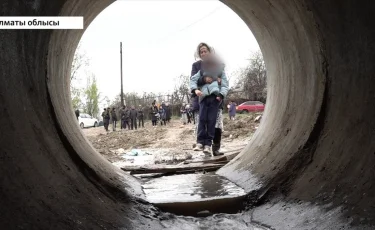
left=190, top=42, right=226, bottom=156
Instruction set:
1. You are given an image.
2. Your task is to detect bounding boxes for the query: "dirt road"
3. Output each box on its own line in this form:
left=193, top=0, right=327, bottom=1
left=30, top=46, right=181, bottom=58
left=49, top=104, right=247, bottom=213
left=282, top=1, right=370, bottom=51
left=82, top=114, right=261, bottom=167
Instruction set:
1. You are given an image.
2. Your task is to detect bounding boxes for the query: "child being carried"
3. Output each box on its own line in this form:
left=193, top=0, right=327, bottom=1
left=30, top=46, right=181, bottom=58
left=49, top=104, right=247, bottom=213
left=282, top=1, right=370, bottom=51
left=190, top=54, right=229, bottom=155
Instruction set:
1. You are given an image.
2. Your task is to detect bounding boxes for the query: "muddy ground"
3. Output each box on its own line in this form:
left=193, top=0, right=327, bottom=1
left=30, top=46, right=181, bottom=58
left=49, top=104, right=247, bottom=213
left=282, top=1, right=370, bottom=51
left=83, top=113, right=262, bottom=167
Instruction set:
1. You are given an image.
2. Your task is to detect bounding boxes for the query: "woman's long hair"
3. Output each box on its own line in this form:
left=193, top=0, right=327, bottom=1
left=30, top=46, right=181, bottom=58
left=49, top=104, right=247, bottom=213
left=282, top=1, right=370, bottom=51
left=194, top=42, right=215, bottom=60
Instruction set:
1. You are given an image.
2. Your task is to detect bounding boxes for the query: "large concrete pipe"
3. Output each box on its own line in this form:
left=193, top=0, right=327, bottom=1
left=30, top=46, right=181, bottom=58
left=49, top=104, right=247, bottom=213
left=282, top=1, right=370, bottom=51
left=0, top=0, right=374, bottom=229
left=218, top=0, right=375, bottom=226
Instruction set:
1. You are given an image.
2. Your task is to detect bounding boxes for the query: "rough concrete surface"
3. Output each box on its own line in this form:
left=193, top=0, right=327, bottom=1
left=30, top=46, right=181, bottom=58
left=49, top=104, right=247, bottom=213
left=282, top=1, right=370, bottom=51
left=1, top=0, right=375, bottom=229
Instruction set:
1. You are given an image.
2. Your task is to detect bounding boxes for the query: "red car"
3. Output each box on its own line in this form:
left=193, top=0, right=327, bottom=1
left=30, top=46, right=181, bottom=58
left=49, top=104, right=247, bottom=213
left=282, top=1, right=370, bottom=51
left=236, top=101, right=265, bottom=113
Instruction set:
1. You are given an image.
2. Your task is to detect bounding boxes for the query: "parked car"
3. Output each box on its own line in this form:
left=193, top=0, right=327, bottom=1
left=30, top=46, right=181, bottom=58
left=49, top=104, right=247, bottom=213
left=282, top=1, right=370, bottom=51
left=236, top=101, right=265, bottom=113
left=78, top=113, right=99, bottom=129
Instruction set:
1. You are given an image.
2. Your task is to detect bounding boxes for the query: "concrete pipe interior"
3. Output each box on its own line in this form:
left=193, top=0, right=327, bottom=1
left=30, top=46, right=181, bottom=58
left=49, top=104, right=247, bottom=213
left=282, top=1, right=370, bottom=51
left=1, top=0, right=375, bottom=229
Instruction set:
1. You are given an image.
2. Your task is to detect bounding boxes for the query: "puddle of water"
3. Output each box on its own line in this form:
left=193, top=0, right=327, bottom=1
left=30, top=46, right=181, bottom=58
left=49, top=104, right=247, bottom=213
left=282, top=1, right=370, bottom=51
left=160, top=212, right=269, bottom=230
left=143, top=173, right=246, bottom=203
left=142, top=173, right=247, bottom=216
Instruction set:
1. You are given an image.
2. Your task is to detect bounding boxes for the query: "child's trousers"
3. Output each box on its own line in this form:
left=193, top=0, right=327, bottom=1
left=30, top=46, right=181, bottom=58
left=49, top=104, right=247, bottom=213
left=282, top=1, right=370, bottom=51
left=197, top=95, right=220, bottom=147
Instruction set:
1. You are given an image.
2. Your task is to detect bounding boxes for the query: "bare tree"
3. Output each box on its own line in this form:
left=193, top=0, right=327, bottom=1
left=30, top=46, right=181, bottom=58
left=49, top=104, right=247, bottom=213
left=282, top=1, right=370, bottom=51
left=234, top=50, right=267, bottom=102
left=70, top=43, right=90, bottom=82
left=172, top=74, right=190, bottom=104
left=109, top=92, right=158, bottom=109
left=70, top=43, right=90, bottom=111
left=99, top=96, right=111, bottom=109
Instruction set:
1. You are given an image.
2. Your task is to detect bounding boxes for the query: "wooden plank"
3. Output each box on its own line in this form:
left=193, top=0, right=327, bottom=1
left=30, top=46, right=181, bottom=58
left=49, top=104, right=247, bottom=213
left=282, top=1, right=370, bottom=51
left=136, top=166, right=222, bottom=179
left=121, top=162, right=222, bottom=171
left=134, top=155, right=241, bottom=179
left=128, top=164, right=225, bottom=175
left=226, top=151, right=241, bottom=161
left=121, top=163, right=226, bottom=175
left=222, top=148, right=244, bottom=154
left=183, top=155, right=227, bottom=164
left=184, top=151, right=241, bottom=165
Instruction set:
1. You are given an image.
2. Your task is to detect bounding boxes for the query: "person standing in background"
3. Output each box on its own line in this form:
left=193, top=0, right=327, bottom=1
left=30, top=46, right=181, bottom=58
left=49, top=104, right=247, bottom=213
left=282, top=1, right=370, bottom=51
left=75, top=109, right=80, bottom=120
left=111, top=108, right=117, bottom=131
left=159, top=105, right=167, bottom=126
left=123, top=107, right=130, bottom=130
left=229, top=101, right=237, bottom=120
left=164, top=102, right=172, bottom=123
left=120, top=105, right=126, bottom=129
left=137, top=105, right=144, bottom=128
left=102, top=108, right=110, bottom=132
left=150, top=102, right=158, bottom=127
left=129, top=106, right=138, bottom=130
left=180, top=103, right=187, bottom=125
left=186, top=104, right=192, bottom=124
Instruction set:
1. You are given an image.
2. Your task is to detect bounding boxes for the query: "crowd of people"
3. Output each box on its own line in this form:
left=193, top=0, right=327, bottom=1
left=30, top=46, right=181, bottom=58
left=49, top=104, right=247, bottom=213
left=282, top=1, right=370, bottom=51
left=101, top=101, right=173, bottom=132
left=150, top=100, right=172, bottom=126
left=98, top=42, right=236, bottom=157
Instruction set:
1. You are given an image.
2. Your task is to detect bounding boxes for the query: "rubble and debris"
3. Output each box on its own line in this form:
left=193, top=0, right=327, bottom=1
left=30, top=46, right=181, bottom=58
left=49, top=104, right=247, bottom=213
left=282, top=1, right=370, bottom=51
left=254, top=115, right=262, bottom=122
left=222, top=115, right=259, bottom=139
left=110, top=148, right=126, bottom=155
left=83, top=114, right=261, bottom=169
left=122, top=149, right=150, bottom=157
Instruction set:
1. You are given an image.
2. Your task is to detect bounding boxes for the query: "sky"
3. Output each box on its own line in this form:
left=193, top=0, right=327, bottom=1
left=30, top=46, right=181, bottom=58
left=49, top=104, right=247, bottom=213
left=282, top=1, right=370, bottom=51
left=76, top=0, right=260, bottom=102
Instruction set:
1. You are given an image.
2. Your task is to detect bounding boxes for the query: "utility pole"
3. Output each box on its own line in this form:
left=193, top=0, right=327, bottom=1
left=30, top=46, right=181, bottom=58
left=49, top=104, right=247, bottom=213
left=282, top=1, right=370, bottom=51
left=120, top=42, right=124, bottom=107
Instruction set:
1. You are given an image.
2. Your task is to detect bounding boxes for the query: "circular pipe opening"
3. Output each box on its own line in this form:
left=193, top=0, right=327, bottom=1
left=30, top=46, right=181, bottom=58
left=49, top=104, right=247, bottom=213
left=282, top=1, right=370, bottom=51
left=49, top=0, right=324, bottom=215
left=3, top=0, right=375, bottom=228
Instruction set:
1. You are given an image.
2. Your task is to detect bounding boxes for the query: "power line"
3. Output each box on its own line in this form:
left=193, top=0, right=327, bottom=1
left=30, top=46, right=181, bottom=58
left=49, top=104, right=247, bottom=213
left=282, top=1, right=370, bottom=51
left=152, top=6, right=223, bottom=45
left=175, top=6, right=222, bottom=33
